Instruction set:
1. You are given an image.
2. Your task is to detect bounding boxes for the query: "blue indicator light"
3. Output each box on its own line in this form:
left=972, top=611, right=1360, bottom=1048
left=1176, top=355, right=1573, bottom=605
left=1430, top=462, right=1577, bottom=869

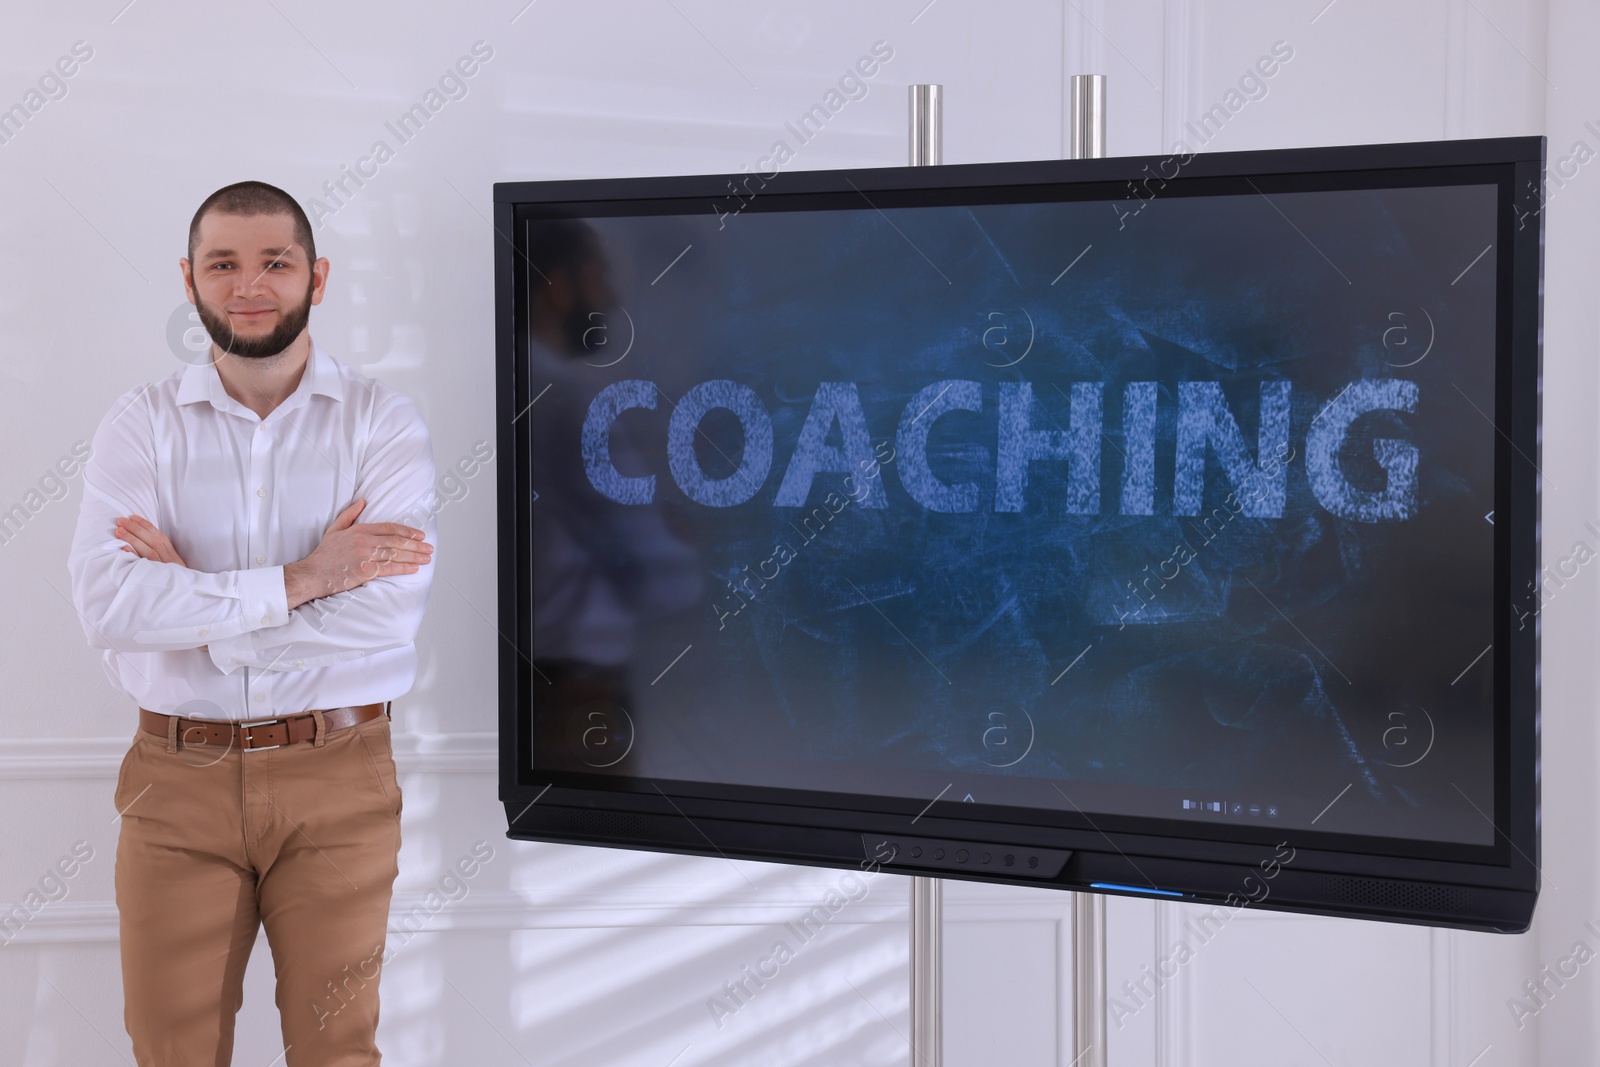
left=1089, top=882, right=1184, bottom=898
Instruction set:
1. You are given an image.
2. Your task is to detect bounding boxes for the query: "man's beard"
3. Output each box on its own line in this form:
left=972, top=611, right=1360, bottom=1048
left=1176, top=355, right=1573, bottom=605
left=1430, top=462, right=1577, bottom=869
left=193, top=276, right=314, bottom=360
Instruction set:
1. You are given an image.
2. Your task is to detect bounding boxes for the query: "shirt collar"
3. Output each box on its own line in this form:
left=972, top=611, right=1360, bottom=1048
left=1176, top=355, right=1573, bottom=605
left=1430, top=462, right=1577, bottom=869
left=176, top=337, right=345, bottom=415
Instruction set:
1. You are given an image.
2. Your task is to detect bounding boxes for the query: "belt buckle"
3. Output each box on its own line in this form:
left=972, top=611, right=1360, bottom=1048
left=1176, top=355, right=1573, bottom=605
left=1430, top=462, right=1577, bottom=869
left=239, top=716, right=287, bottom=752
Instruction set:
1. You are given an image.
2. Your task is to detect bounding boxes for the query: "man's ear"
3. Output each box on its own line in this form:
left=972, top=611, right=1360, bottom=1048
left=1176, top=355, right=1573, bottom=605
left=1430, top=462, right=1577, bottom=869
left=310, top=256, right=330, bottom=307
left=178, top=258, right=196, bottom=305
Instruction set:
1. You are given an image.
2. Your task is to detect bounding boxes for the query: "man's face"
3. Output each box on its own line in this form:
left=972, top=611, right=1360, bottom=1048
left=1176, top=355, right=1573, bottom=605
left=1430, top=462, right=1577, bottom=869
left=181, top=212, right=328, bottom=360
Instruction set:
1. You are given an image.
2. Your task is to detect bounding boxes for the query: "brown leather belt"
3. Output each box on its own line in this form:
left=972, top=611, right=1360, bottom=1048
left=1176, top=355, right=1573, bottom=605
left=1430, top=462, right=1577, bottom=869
left=138, top=702, right=389, bottom=751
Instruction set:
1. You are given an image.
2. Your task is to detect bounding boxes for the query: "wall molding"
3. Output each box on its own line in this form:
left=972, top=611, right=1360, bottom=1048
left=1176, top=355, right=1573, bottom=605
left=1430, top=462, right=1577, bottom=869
left=1430, top=926, right=1456, bottom=1067
left=1442, top=0, right=1470, bottom=139
left=0, top=881, right=1081, bottom=946
left=1161, top=0, right=1198, bottom=153
left=1154, top=899, right=1187, bottom=1067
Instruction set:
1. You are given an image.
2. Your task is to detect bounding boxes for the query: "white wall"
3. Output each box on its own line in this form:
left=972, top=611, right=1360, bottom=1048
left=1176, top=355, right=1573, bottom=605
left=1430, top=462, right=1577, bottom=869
left=0, top=0, right=1591, bottom=1064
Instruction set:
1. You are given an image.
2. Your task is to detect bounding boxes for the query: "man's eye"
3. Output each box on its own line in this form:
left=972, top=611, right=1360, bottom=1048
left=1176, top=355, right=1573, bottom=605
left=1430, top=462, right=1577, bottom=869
left=268, top=261, right=287, bottom=269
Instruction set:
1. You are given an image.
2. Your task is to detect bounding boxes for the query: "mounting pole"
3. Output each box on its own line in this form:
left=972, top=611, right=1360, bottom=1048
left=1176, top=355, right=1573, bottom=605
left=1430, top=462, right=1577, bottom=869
left=907, top=82, right=944, bottom=1067
left=909, top=84, right=942, bottom=166
left=909, top=873, right=942, bottom=1064
left=1068, top=72, right=1110, bottom=1067
left=901, top=76, right=1110, bottom=1067
left=1072, top=893, right=1107, bottom=1066
left=1068, top=73, right=1106, bottom=160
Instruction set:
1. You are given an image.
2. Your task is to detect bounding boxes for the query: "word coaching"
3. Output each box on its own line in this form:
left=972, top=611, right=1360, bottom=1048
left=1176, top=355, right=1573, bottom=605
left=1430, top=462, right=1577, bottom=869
left=578, top=378, right=1419, bottom=523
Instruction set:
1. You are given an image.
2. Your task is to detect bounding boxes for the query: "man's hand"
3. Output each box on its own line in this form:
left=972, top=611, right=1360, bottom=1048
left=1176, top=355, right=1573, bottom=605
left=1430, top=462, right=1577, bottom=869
left=115, top=515, right=188, bottom=568
left=114, top=500, right=434, bottom=631
left=283, top=498, right=433, bottom=611
left=115, top=514, right=204, bottom=648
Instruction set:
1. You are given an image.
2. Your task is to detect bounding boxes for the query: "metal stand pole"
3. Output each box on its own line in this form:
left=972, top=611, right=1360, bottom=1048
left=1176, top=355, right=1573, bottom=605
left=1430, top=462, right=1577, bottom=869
left=906, top=82, right=945, bottom=1067
left=903, top=76, right=1109, bottom=1067
left=909, top=874, right=942, bottom=1063
left=909, top=84, right=942, bottom=167
left=1068, top=73, right=1106, bottom=160
left=1068, top=73, right=1110, bottom=1067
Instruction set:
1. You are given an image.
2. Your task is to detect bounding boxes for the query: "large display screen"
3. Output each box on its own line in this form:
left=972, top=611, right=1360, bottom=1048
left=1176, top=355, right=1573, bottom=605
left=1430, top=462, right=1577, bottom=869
left=498, top=137, right=1542, bottom=931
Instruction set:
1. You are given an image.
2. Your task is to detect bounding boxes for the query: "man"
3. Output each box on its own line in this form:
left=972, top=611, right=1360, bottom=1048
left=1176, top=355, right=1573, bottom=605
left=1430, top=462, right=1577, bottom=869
left=526, top=218, right=703, bottom=775
left=67, top=180, right=437, bottom=1065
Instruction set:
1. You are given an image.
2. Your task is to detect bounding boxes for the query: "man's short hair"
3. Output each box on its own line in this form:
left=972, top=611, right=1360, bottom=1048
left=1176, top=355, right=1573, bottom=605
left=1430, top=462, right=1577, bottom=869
left=187, top=181, right=316, bottom=265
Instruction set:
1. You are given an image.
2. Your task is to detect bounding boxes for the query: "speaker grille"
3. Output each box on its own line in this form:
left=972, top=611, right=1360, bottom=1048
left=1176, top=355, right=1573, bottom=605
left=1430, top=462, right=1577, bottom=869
left=547, top=809, right=653, bottom=839
left=1317, top=876, right=1467, bottom=913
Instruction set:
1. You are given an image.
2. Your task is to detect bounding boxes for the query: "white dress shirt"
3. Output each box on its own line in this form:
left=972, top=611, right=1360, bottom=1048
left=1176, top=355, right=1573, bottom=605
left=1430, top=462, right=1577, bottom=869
left=67, top=339, right=437, bottom=721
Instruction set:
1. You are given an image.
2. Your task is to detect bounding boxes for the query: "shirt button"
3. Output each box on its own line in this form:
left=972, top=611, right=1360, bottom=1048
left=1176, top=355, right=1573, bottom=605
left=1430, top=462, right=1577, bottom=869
left=257, top=488, right=267, bottom=497
left=254, top=693, right=265, bottom=702
left=295, top=662, right=305, bottom=669
left=256, top=555, right=265, bottom=564
left=262, top=613, right=272, bottom=624
left=198, top=628, right=209, bottom=638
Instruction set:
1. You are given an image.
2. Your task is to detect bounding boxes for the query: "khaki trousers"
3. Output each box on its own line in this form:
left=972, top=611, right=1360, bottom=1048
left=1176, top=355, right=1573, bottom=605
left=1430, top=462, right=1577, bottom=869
left=113, top=712, right=403, bottom=1066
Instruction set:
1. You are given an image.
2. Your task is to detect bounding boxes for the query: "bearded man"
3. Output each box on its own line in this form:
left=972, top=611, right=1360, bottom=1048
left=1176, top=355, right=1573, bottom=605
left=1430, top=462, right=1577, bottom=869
left=67, top=180, right=437, bottom=1065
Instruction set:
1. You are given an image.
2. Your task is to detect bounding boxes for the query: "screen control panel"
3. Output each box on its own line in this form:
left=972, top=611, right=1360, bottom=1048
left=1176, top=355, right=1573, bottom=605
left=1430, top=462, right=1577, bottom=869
left=863, top=833, right=1072, bottom=879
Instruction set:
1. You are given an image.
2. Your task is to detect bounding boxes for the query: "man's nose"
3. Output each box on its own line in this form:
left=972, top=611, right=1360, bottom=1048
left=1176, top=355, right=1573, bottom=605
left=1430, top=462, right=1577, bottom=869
left=235, top=267, right=271, bottom=295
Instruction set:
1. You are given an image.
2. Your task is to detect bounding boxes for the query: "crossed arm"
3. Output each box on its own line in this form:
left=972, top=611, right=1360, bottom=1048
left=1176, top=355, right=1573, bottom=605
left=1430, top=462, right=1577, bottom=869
left=67, top=387, right=439, bottom=674
left=111, top=514, right=212, bottom=651
left=113, top=500, right=432, bottom=654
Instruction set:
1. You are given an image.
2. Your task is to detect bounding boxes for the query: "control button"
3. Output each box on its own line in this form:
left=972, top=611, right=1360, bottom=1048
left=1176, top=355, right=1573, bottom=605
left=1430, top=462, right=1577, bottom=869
left=861, top=835, right=1072, bottom=879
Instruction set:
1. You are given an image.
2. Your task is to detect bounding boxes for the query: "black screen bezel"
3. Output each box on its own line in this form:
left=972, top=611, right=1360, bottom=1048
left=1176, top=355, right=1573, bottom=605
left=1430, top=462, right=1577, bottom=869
left=494, top=135, right=1543, bottom=931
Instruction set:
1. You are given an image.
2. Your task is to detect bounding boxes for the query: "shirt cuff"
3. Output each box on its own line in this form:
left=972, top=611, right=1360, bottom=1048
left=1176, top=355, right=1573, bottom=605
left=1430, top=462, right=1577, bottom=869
left=205, top=629, right=254, bottom=675
left=238, top=565, right=289, bottom=631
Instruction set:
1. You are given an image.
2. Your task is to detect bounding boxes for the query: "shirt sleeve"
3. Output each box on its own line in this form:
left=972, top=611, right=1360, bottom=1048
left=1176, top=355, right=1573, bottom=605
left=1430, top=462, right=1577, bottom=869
left=203, top=391, right=438, bottom=674
left=66, top=386, right=292, bottom=654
